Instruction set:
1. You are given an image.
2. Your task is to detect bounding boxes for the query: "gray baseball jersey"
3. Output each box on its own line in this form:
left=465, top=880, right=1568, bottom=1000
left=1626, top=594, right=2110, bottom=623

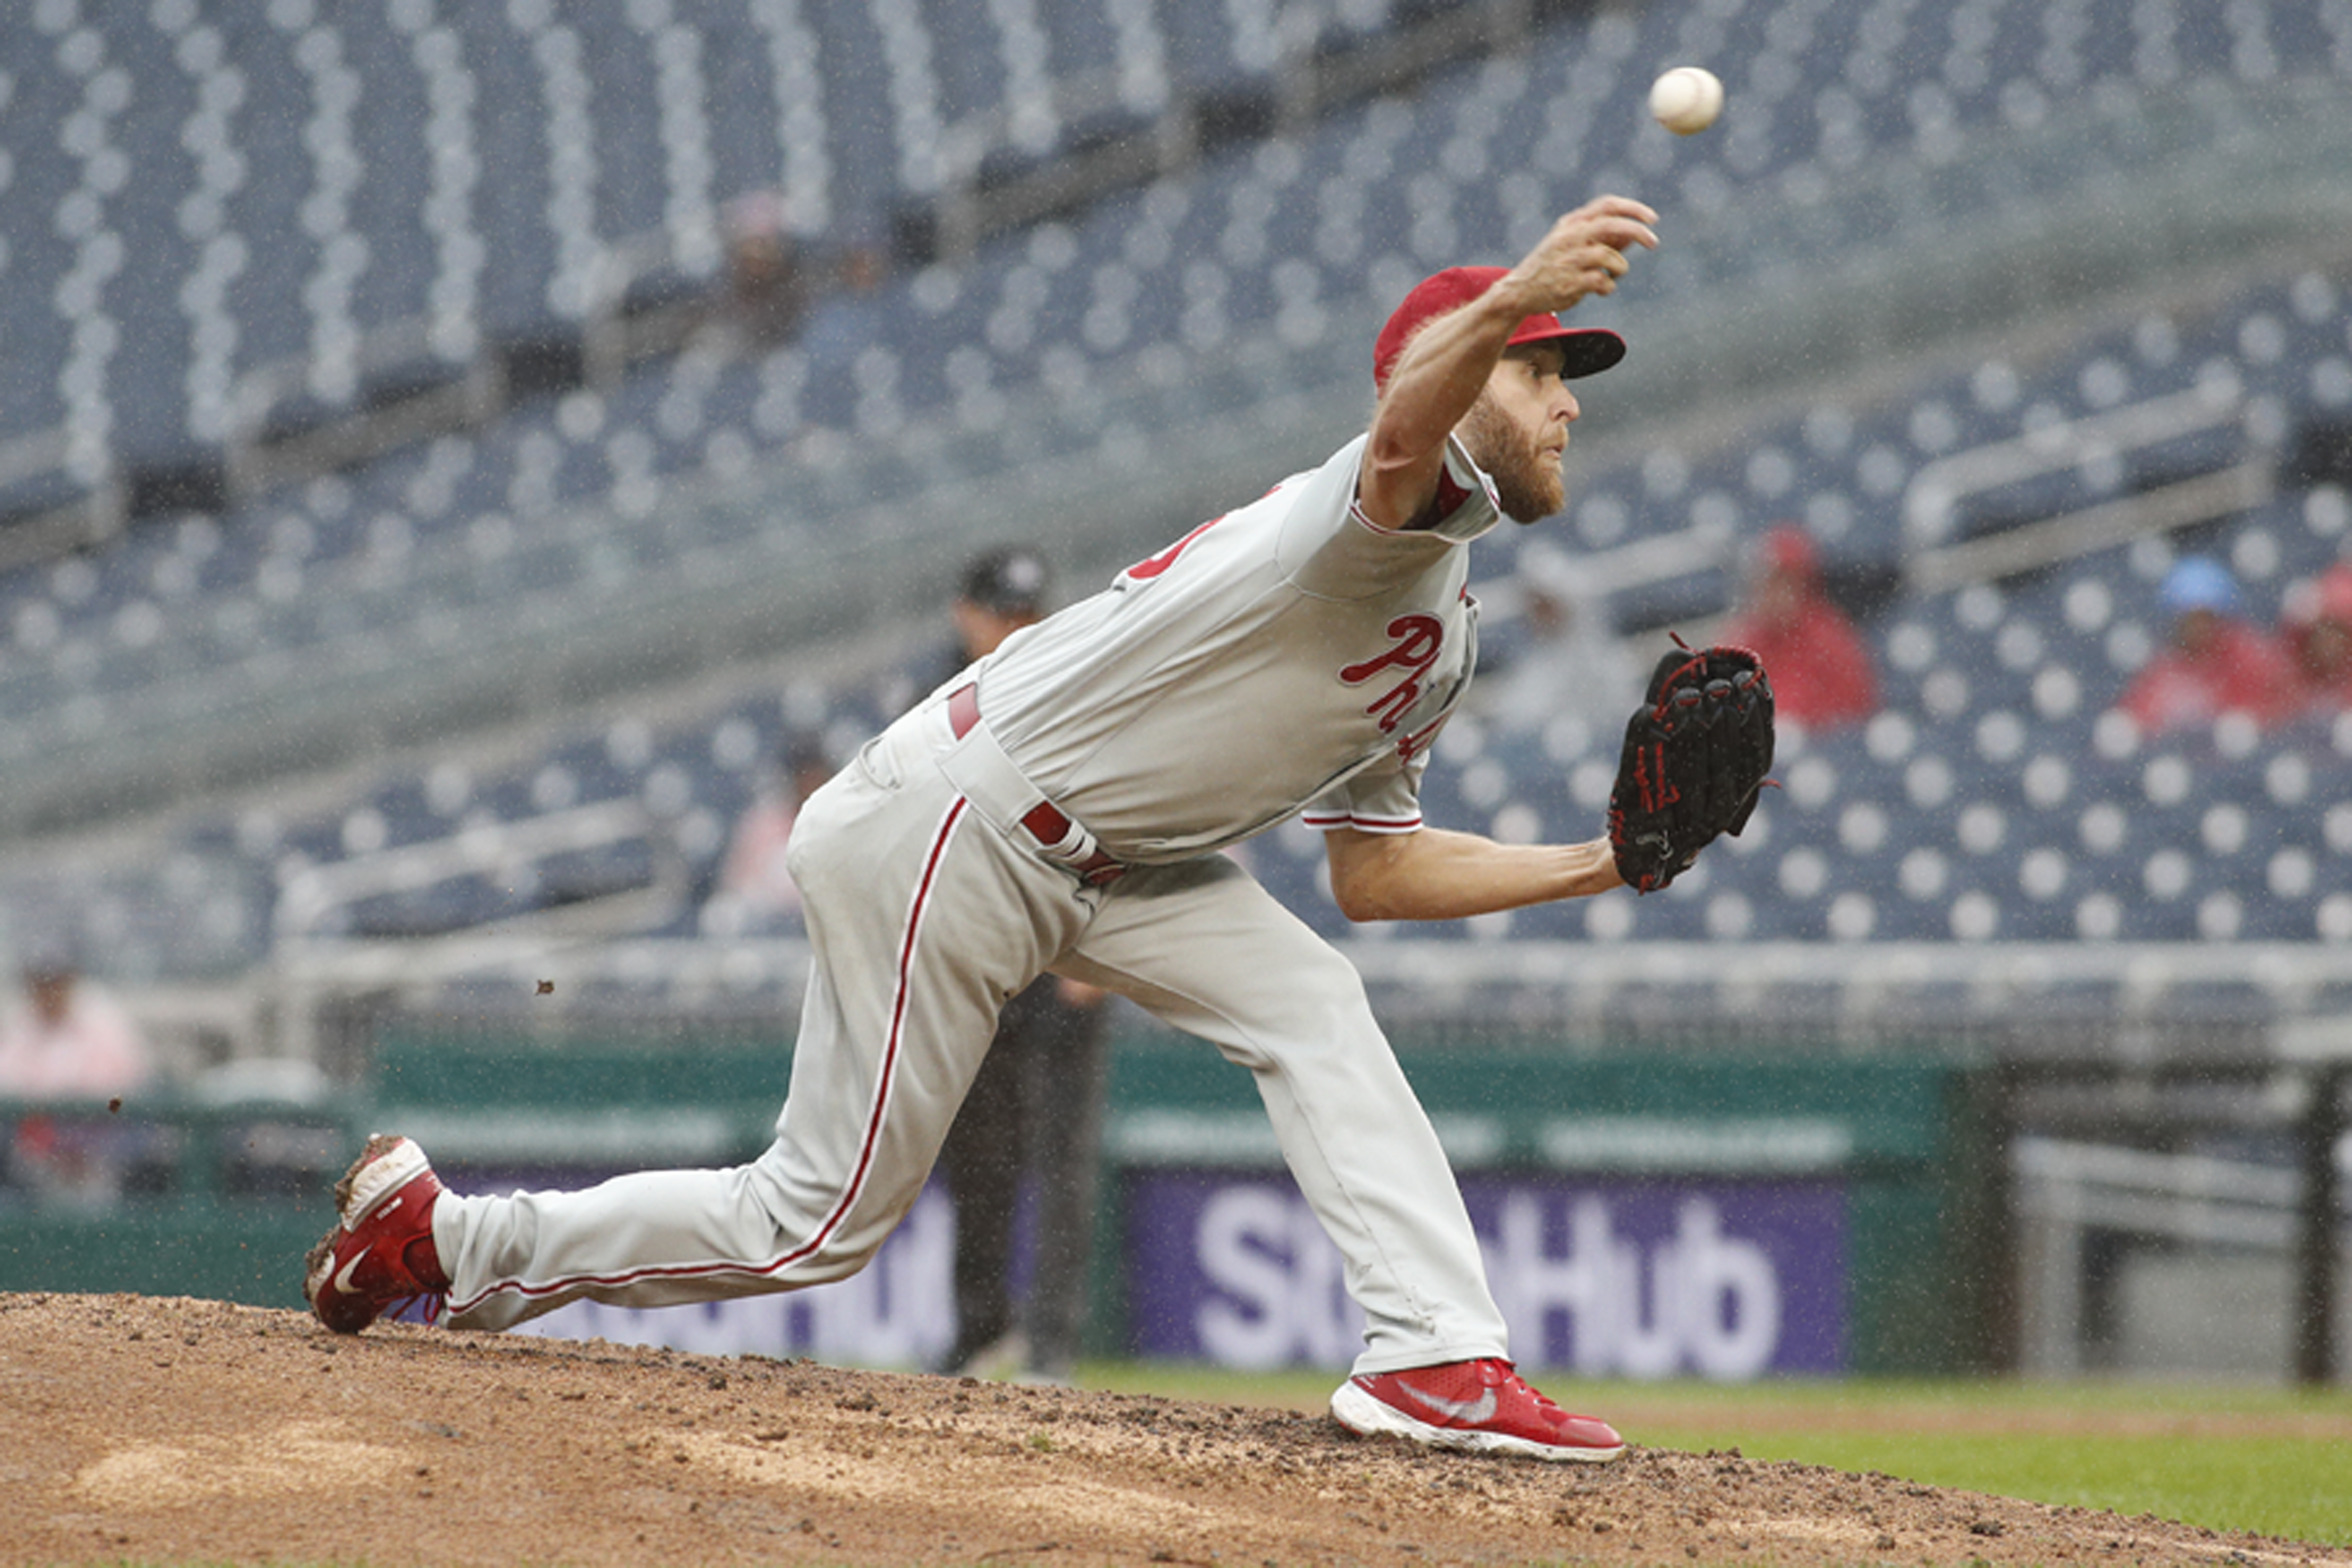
left=431, top=430, right=1519, bottom=1375
left=976, top=430, right=1495, bottom=857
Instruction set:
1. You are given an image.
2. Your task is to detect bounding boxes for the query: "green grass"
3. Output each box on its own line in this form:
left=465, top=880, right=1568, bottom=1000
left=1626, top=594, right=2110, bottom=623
left=1078, top=1363, right=2352, bottom=1548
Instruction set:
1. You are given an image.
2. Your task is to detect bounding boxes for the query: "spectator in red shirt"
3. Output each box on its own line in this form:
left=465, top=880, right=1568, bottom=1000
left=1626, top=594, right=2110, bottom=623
left=1718, top=523, right=1879, bottom=731
left=2116, top=556, right=2300, bottom=735
left=2282, top=562, right=2352, bottom=719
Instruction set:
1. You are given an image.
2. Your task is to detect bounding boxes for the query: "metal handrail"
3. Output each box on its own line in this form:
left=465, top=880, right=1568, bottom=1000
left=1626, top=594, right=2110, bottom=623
left=272, top=797, right=671, bottom=941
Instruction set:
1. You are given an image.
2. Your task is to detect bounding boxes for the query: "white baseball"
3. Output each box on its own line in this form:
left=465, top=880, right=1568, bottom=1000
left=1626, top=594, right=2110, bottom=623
left=1649, top=66, right=1724, bottom=135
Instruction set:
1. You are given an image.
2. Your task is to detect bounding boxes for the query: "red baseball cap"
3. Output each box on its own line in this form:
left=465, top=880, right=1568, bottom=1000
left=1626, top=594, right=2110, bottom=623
left=1373, top=265, right=1626, bottom=391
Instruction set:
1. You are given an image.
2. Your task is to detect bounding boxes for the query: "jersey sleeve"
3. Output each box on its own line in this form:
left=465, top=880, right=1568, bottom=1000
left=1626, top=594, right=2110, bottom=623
left=1300, top=750, right=1429, bottom=836
left=1415, top=435, right=1505, bottom=542
left=1280, top=435, right=1501, bottom=599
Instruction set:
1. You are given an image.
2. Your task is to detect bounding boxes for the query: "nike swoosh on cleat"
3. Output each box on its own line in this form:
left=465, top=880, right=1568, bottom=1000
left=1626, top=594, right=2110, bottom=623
left=1398, top=1382, right=1497, bottom=1424
left=332, top=1247, right=373, bottom=1296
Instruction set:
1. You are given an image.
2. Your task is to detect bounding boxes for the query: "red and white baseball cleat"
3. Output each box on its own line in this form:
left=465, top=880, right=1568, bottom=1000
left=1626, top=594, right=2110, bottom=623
left=1330, top=1358, right=1625, bottom=1462
left=303, top=1134, right=449, bottom=1334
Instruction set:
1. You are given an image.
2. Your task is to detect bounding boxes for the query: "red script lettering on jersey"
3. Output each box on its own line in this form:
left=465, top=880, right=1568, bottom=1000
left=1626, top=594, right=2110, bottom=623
left=1341, top=615, right=1444, bottom=733
left=1123, top=516, right=1223, bottom=582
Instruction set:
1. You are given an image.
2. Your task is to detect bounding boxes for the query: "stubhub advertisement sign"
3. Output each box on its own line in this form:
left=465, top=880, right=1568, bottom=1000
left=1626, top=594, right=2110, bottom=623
left=505, top=1172, right=1844, bottom=1379
left=1128, top=1173, right=1846, bottom=1378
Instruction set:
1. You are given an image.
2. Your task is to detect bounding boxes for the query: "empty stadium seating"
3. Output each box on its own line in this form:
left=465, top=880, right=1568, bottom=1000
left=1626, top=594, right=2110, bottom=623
left=178, top=255, right=2348, bottom=988
left=0, top=0, right=2349, bottom=989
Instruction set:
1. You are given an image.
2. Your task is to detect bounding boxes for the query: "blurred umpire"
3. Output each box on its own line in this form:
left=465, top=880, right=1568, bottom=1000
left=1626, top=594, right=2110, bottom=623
left=928, top=546, right=1113, bottom=1382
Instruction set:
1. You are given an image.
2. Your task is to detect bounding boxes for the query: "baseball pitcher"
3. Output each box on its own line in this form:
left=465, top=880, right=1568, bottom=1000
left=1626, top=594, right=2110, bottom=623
left=307, top=195, right=1773, bottom=1463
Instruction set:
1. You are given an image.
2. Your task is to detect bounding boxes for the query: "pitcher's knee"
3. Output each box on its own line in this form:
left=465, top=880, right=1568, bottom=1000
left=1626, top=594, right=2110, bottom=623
left=737, top=1156, right=913, bottom=1285
left=1216, top=972, right=1384, bottom=1071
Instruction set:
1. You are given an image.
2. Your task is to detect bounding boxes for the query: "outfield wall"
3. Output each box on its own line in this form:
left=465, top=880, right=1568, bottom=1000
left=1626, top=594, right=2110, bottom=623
left=0, top=1025, right=1999, bottom=1379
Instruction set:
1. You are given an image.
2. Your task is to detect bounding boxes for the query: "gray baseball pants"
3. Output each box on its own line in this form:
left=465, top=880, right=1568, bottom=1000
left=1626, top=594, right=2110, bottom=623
left=432, top=697, right=1509, bottom=1375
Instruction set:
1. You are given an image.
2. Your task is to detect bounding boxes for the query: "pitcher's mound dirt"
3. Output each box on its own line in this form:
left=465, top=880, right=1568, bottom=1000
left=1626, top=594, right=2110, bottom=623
left=3, top=1292, right=2343, bottom=1567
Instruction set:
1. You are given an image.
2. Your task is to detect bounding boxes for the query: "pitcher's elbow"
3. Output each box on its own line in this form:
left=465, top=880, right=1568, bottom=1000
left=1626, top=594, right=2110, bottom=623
left=1331, top=879, right=1400, bottom=923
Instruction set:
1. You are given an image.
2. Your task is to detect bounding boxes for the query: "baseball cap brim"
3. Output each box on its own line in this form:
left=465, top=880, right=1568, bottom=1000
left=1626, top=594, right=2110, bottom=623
left=1507, top=317, right=1626, bottom=380
left=1374, top=265, right=1625, bottom=389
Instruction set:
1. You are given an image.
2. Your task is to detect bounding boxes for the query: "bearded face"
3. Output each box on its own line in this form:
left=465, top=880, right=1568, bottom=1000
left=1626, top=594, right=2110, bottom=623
left=1458, top=389, right=1566, bottom=524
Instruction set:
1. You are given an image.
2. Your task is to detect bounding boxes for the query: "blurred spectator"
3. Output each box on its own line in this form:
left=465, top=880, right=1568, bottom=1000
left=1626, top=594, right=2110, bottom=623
left=1478, top=539, right=1637, bottom=735
left=1717, top=523, right=1879, bottom=730
left=2115, top=556, right=2300, bottom=735
left=0, top=949, right=151, bottom=1100
left=799, top=236, right=889, bottom=377
left=716, top=191, right=807, bottom=349
left=923, top=545, right=1113, bottom=1384
left=2281, top=562, right=2352, bottom=717
left=703, top=733, right=836, bottom=936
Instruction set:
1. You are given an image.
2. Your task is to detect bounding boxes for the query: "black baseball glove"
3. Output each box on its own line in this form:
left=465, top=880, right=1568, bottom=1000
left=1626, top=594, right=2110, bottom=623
left=1607, top=640, right=1775, bottom=894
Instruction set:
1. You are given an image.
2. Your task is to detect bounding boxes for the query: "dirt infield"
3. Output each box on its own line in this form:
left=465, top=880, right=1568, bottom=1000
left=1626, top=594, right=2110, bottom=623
left=4, top=1293, right=2345, bottom=1568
